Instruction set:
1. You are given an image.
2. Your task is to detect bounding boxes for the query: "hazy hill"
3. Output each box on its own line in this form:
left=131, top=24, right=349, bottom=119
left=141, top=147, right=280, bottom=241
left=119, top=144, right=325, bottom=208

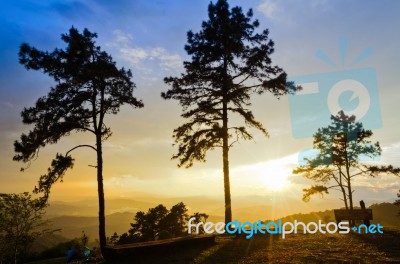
left=47, top=212, right=134, bottom=241
left=30, top=212, right=135, bottom=254
left=369, top=202, right=400, bottom=228
left=275, top=203, right=400, bottom=228
left=29, top=233, right=68, bottom=254
left=29, top=201, right=399, bottom=256
left=45, top=198, right=158, bottom=217
left=45, top=195, right=342, bottom=222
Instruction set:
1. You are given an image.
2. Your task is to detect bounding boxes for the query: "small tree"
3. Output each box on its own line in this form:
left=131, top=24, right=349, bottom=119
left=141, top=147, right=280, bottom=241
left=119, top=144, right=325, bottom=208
left=159, top=202, right=189, bottom=238
left=118, top=203, right=194, bottom=243
left=107, top=232, right=119, bottom=245
left=188, top=212, right=209, bottom=234
left=0, top=192, right=50, bottom=263
left=294, top=111, right=400, bottom=210
left=129, top=204, right=169, bottom=242
left=14, top=27, right=143, bottom=256
left=162, top=0, right=297, bottom=224
left=80, top=231, right=89, bottom=248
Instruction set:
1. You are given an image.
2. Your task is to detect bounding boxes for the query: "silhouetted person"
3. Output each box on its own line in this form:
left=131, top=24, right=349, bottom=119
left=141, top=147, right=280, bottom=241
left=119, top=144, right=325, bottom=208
left=359, top=200, right=370, bottom=226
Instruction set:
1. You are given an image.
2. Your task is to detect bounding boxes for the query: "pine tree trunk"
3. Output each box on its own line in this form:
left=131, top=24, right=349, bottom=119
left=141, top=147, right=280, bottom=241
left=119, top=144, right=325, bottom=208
left=338, top=167, right=348, bottom=210
left=222, top=98, right=232, bottom=224
left=346, top=164, right=353, bottom=210
left=344, top=134, right=354, bottom=225
left=341, top=187, right=348, bottom=210
left=221, top=52, right=232, bottom=224
left=346, top=164, right=354, bottom=226
left=96, top=135, right=107, bottom=257
left=347, top=175, right=353, bottom=210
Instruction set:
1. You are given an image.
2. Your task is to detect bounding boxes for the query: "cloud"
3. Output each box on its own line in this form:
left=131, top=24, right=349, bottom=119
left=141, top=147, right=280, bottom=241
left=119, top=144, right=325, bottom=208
left=352, top=174, right=399, bottom=189
left=257, top=0, right=281, bottom=21
left=257, top=0, right=331, bottom=23
left=102, top=138, right=172, bottom=152
left=102, top=172, right=222, bottom=197
left=381, top=142, right=400, bottom=165
left=110, top=30, right=183, bottom=71
left=102, top=142, right=129, bottom=152
left=105, top=174, right=139, bottom=187
left=129, top=137, right=172, bottom=147
left=0, top=101, right=14, bottom=108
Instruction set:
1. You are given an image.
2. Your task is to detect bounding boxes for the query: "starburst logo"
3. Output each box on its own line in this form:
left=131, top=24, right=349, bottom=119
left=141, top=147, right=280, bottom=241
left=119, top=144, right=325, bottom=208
left=316, top=37, right=376, bottom=122
left=315, top=37, right=373, bottom=67
left=287, top=37, right=382, bottom=164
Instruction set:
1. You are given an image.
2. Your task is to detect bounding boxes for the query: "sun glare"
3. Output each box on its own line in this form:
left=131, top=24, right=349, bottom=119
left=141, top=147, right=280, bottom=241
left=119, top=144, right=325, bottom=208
left=256, top=163, right=290, bottom=191
left=233, top=159, right=293, bottom=192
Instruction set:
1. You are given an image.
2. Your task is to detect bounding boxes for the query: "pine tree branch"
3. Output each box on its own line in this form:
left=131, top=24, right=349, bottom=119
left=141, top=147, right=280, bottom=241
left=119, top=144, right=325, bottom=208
left=66, top=144, right=97, bottom=156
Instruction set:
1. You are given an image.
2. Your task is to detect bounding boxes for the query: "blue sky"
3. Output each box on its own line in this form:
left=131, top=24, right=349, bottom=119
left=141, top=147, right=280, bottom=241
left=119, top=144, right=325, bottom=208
left=0, top=0, right=399, bottom=217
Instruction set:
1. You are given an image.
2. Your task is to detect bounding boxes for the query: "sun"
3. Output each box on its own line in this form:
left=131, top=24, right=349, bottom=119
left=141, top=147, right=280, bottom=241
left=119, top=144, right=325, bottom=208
left=265, top=173, right=288, bottom=191
left=243, top=161, right=291, bottom=191
left=257, top=164, right=290, bottom=191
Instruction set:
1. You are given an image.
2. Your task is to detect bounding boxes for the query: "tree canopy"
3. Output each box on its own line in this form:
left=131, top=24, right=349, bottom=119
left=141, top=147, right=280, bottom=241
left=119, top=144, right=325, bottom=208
left=0, top=192, right=51, bottom=263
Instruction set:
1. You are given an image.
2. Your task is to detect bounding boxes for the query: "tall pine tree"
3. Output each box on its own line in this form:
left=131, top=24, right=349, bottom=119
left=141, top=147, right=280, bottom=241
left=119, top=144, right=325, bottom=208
left=162, top=0, right=297, bottom=223
left=14, top=27, right=143, bottom=256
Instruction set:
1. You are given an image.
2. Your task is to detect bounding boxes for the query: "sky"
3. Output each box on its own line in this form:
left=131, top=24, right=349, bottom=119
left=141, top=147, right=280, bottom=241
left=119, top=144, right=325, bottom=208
left=0, top=0, right=399, bottom=218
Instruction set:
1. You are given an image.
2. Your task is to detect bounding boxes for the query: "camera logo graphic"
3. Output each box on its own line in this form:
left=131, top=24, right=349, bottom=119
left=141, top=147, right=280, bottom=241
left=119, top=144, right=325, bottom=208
left=288, top=38, right=382, bottom=164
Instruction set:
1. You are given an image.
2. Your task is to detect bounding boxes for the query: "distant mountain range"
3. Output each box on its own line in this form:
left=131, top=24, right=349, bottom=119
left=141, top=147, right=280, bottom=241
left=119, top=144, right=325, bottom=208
left=42, top=196, right=399, bottom=240
left=31, top=199, right=399, bottom=254
left=45, top=194, right=344, bottom=220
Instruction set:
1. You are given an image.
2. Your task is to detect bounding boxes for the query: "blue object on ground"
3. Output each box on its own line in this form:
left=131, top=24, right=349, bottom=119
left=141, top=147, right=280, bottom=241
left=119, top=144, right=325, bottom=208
left=66, top=249, right=78, bottom=262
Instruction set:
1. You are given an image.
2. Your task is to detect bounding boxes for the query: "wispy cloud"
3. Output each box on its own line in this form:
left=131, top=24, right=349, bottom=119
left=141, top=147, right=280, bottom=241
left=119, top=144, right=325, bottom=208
left=0, top=101, right=14, bottom=108
left=380, top=142, right=400, bottom=166
left=257, top=0, right=281, bottom=21
left=109, top=30, right=183, bottom=72
left=102, top=138, right=172, bottom=152
left=257, top=0, right=331, bottom=23
left=352, top=174, right=399, bottom=190
left=105, top=174, right=139, bottom=187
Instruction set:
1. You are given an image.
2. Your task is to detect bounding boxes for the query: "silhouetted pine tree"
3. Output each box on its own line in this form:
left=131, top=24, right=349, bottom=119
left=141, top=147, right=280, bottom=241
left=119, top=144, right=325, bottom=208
left=14, top=27, right=143, bottom=256
left=162, top=0, right=297, bottom=223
